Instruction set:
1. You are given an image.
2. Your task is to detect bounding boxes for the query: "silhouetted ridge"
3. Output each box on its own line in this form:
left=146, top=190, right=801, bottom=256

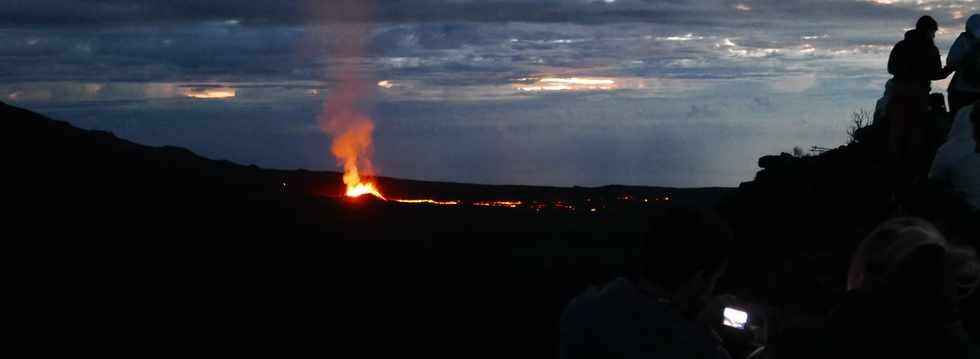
left=716, top=107, right=979, bottom=332
left=3, top=100, right=240, bottom=173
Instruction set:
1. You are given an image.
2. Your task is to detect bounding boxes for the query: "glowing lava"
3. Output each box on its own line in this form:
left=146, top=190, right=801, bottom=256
left=323, top=107, right=386, bottom=200
left=328, top=116, right=385, bottom=200
left=473, top=201, right=523, bottom=208
left=394, top=199, right=458, bottom=205
left=317, top=4, right=387, bottom=201
left=345, top=180, right=385, bottom=200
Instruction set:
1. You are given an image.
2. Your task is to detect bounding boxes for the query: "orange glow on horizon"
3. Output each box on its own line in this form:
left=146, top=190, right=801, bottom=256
left=328, top=191, right=673, bottom=211
left=183, top=87, right=236, bottom=99
left=394, top=199, right=459, bottom=205
left=473, top=201, right=523, bottom=208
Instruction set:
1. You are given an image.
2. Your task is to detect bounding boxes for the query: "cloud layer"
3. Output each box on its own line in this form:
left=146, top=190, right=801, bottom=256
left=0, top=0, right=938, bottom=27
left=3, top=1, right=978, bottom=186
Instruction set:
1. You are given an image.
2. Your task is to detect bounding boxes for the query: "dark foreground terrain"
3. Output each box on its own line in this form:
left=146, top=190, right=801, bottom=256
left=6, top=100, right=977, bottom=357
left=3, top=101, right=732, bottom=358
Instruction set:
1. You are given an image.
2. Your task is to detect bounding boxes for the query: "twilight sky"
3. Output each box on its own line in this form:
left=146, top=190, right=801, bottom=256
left=2, top=0, right=977, bottom=187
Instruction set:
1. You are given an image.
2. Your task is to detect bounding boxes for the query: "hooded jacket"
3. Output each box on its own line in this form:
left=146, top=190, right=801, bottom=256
left=889, top=28, right=945, bottom=90
left=947, top=14, right=980, bottom=93
left=930, top=104, right=980, bottom=210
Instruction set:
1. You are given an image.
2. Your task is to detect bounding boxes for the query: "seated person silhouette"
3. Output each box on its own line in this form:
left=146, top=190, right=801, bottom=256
left=559, top=207, right=734, bottom=359
left=836, top=218, right=978, bottom=358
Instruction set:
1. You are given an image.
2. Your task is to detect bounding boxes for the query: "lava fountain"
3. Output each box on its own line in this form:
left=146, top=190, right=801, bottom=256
left=322, top=98, right=385, bottom=200
left=317, top=1, right=385, bottom=200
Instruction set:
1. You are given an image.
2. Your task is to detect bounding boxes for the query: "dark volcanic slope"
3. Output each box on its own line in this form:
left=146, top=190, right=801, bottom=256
left=3, top=101, right=732, bottom=358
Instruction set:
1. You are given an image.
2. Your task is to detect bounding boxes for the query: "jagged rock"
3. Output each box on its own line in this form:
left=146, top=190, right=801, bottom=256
left=758, top=152, right=801, bottom=170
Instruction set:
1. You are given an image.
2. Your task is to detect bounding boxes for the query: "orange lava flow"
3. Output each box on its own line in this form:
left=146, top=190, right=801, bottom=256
left=336, top=145, right=385, bottom=200
left=394, top=199, right=459, bottom=205
left=473, top=201, right=523, bottom=208
left=345, top=181, right=386, bottom=200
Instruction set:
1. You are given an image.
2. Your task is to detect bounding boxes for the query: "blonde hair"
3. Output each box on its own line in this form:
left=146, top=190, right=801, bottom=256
left=846, top=217, right=948, bottom=291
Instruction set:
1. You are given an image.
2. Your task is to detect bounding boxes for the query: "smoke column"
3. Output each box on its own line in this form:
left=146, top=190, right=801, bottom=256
left=316, top=1, right=384, bottom=199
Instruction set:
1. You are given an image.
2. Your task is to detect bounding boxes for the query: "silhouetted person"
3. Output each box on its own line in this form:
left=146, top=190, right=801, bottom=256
left=886, top=16, right=955, bottom=190
left=873, top=79, right=895, bottom=125
left=559, top=207, right=733, bottom=359
left=947, top=14, right=980, bottom=116
left=930, top=103, right=980, bottom=210
left=771, top=218, right=979, bottom=359
left=837, top=218, right=977, bottom=358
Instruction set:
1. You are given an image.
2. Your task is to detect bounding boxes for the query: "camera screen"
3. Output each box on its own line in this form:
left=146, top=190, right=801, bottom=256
left=722, top=307, right=749, bottom=329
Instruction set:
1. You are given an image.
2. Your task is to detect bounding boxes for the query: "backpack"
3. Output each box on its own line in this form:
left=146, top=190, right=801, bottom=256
left=958, top=34, right=980, bottom=85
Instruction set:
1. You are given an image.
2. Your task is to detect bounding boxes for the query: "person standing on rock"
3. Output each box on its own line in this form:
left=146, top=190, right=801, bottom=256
left=946, top=14, right=980, bottom=117
left=886, top=15, right=954, bottom=191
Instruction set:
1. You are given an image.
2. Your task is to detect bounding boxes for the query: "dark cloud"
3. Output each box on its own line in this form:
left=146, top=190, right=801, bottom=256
left=1, top=1, right=968, bottom=86
left=0, top=0, right=933, bottom=28
left=0, top=25, right=311, bottom=82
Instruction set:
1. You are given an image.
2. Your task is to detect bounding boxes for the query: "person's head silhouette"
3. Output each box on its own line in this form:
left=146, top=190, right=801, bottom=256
left=846, top=217, right=947, bottom=291
left=917, top=15, right=939, bottom=39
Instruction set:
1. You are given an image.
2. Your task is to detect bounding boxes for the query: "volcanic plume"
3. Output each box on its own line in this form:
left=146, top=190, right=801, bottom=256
left=317, top=3, right=384, bottom=200
left=320, top=79, right=384, bottom=199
